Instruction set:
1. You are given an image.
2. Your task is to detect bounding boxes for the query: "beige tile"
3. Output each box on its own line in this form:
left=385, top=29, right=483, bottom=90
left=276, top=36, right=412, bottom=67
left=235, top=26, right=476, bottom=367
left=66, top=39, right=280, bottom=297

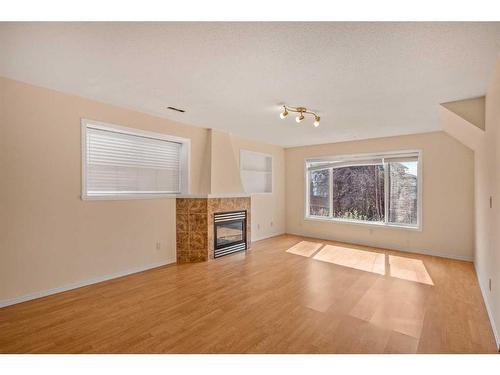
left=189, top=213, right=208, bottom=232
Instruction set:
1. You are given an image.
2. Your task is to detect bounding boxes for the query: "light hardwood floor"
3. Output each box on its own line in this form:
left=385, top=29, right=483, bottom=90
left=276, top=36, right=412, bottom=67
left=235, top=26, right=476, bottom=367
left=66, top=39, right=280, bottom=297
left=0, top=234, right=497, bottom=353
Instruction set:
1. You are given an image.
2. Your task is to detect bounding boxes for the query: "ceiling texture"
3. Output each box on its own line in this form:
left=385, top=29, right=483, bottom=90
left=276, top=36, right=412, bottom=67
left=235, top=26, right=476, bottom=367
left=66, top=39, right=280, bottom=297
left=1, top=22, right=500, bottom=147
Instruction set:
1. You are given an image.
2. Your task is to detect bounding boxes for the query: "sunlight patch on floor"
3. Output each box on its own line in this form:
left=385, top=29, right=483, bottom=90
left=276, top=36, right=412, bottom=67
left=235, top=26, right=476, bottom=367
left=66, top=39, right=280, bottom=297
left=388, top=255, right=434, bottom=285
left=286, top=241, right=324, bottom=257
left=285, top=241, right=434, bottom=286
left=312, top=244, right=386, bottom=275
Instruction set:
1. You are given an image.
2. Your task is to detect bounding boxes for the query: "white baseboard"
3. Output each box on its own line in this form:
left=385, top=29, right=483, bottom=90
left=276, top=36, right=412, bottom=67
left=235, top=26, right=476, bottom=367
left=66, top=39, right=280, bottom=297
left=285, top=231, right=474, bottom=261
left=393, top=247, right=474, bottom=262
left=0, top=258, right=176, bottom=309
left=252, top=231, right=285, bottom=242
left=474, top=262, right=500, bottom=351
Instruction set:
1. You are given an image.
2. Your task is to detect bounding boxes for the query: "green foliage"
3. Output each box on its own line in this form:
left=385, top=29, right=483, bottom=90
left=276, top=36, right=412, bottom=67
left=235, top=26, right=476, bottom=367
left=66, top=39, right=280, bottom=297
left=335, top=209, right=370, bottom=221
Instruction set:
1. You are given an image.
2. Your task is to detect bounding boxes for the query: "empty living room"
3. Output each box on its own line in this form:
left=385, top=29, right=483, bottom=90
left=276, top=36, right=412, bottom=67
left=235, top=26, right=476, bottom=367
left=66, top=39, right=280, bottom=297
left=2, top=1, right=500, bottom=373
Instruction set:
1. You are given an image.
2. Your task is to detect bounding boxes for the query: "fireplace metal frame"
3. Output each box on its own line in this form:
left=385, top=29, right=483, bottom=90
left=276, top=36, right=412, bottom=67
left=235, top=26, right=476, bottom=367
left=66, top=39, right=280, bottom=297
left=213, top=210, right=247, bottom=258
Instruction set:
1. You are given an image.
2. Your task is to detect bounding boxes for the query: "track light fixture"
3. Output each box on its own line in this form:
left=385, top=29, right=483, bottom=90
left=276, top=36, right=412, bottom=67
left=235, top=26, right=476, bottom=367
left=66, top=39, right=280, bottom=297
left=280, top=107, right=288, bottom=119
left=314, top=116, right=320, bottom=127
left=279, top=105, right=320, bottom=127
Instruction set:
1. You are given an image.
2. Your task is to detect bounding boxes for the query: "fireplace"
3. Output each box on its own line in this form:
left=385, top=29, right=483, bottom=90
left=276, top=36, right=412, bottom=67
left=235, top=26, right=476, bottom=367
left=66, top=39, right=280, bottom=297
left=214, top=211, right=247, bottom=258
left=176, top=197, right=251, bottom=263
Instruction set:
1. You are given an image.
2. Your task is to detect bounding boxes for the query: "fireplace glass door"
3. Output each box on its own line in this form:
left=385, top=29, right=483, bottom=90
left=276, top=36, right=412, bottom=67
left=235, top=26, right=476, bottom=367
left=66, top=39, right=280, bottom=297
left=216, top=221, right=244, bottom=247
left=214, top=211, right=247, bottom=257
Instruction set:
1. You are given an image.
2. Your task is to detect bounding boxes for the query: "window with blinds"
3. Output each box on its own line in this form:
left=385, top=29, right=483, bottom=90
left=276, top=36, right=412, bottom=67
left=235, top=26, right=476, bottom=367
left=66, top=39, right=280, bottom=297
left=305, top=151, right=421, bottom=229
left=81, top=119, right=190, bottom=199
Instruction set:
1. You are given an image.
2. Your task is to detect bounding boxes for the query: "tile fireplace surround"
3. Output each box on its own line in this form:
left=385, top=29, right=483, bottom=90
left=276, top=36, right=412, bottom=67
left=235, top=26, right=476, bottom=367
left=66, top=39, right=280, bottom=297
left=176, top=196, right=251, bottom=263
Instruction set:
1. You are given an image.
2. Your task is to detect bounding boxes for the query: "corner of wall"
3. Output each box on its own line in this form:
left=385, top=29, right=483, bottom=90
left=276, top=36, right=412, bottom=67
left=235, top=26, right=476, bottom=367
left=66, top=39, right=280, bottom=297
left=209, top=129, right=244, bottom=194
left=473, top=56, right=500, bottom=352
left=440, top=102, right=485, bottom=151
left=475, top=262, right=500, bottom=350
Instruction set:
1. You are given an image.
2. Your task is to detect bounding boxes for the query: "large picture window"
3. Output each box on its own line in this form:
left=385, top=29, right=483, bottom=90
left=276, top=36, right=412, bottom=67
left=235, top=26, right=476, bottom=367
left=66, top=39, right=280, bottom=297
left=81, top=119, right=190, bottom=199
left=306, top=151, right=421, bottom=229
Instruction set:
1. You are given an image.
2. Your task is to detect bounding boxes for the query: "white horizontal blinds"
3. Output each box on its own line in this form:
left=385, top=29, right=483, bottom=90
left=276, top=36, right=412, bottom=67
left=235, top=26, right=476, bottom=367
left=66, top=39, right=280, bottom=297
left=86, top=126, right=181, bottom=195
left=383, top=154, right=419, bottom=163
left=307, top=153, right=419, bottom=170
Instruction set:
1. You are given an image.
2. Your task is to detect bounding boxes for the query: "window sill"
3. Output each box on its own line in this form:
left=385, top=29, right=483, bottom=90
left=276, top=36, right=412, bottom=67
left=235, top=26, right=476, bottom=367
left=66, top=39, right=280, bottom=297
left=82, top=193, right=181, bottom=201
left=304, top=215, right=421, bottom=231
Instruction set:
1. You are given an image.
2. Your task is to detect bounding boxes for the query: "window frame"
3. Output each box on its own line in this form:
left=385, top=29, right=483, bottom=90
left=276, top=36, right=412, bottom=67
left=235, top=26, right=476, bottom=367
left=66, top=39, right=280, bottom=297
left=304, top=150, right=423, bottom=231
left=81, top=118, right=191, bottom=200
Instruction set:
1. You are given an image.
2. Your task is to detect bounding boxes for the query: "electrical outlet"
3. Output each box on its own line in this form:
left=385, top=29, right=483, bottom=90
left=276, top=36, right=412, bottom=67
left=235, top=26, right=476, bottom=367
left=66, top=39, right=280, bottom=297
left=270, top=221, right=274, bottom=227
left=156, top=241, right=161, bottom=250
left=489, top=278, right=492, bottom=291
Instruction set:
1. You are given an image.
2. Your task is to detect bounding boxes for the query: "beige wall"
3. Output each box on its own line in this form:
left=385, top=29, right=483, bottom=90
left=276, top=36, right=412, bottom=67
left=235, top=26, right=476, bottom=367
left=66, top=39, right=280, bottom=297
left=474, top=57, right=500, bottom=347
left=442, top=96, right=486, bottom=130
left=439, top=104, right=484, bottom=151
left=285, top=131, right=475, bottom=260
left=230, top=135, right=286, bottom=241
left=0, top=77, right=285, bottom=303
left=209, top=129, right=244, bottom=195
left=206, top=128, right=286, bottom=240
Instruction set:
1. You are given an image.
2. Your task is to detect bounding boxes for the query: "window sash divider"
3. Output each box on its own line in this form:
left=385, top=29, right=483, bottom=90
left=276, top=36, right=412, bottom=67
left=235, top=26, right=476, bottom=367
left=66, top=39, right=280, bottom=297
left=329, top=167, right=334, bottom=218
left=384, top=161, right=389, bottom=225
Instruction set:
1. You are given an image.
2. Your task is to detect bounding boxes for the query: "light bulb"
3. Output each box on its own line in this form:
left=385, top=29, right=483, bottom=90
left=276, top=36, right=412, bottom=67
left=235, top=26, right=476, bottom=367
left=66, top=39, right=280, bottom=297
left=280, top=109, right=288, bottom=119
left=296, top=114, right=304, bottom=123
left=314, top=116, right=320, bottom=127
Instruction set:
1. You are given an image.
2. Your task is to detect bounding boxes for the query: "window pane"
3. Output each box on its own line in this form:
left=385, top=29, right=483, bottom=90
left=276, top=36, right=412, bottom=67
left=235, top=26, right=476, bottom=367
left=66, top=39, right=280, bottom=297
left=332, top=165, right=385, bottom=222
left=388, top=161, right=418, bottom=225
left=309, top=169, right=330, bottom=217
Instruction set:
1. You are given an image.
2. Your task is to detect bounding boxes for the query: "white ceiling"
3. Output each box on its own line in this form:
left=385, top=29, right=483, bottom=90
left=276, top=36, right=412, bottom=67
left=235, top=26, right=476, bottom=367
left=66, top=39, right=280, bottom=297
left=1, top=22, right=500, bottom=147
